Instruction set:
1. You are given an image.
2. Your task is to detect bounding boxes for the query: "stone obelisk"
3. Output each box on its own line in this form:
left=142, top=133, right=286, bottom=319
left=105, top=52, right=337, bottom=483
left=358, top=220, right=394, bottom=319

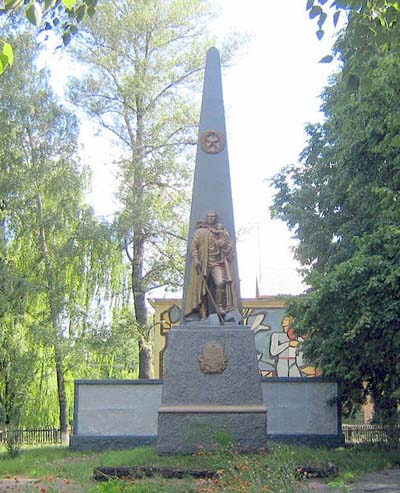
left=181, top=46, right=241, bottom=320
left=157, top=47, right=267, bottom=454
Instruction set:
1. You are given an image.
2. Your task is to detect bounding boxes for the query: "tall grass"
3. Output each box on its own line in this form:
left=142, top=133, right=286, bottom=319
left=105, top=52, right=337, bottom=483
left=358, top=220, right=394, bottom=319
left=0, top=442, right=398, bottom=492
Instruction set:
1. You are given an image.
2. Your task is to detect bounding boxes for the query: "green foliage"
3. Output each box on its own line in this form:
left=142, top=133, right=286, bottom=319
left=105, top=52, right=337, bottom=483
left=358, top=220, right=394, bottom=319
left=272, top=24, right=400, bottom=422
left=0, top=40, right=13, bottom=74
left=328, top=472, right=354, bottom=492
left=212, top=430, right=235, bottom=448
left=0, top=319, right=35, bottom=427
left=95, top=480, right=137, bottom=493
left=0, top=0, right=99, bottom=68
left=74, top=306, right=139, bottom=379
left=92, top=479, right=186, bottom=493
left=0, top=304, right=30, bottom=455
left=307, top=1, right=400, bottom=93
left=274, top=2, right=400, bottom=418
left=307, top=1, right=400, bottom=43
left=0, top=32, right=127, bottom=429
left=199, top=444, right=307, bottom=493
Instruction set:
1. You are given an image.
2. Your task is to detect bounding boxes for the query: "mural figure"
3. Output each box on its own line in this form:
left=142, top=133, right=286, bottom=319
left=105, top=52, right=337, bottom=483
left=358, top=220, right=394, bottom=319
left=243, top=309, right=273, bottom=377
left=154, top=303, right=321, bottom=378
left=270, top=316, right=304, bottom=377
left=184, top=210, right=239, bottom=320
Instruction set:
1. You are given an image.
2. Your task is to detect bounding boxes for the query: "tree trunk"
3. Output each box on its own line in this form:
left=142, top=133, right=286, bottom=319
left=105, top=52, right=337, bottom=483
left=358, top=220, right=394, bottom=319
left=54, top=341, right=69, bottom=444
left=35, top=190, right=69, bottom=443
left=130, top=106, right=153, bottom=379
left=138, top=336, right=153, bottom=379
left=131, top=246, right=153, bottom=379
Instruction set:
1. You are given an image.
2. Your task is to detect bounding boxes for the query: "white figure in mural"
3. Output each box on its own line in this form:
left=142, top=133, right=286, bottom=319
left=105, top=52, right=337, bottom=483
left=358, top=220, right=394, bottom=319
left=270, top=316, right=304, bottom=377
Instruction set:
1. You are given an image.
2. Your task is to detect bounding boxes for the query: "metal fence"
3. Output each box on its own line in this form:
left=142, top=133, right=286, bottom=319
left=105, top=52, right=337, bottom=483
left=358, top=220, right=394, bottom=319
left=0, top=427, right=62, bottom=445
left=343, top=424, right=400, bottom=444
left=1, top=425, right=399, bottom=446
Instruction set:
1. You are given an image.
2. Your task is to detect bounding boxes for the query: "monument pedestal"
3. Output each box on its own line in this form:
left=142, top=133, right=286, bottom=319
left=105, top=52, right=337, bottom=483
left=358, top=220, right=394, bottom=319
left=157, top=324, right=267, bottom=454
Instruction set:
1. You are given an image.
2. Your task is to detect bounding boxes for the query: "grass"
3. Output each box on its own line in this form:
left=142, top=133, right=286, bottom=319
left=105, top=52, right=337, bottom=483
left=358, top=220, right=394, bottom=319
left=0, top=442, right=399, bottom=492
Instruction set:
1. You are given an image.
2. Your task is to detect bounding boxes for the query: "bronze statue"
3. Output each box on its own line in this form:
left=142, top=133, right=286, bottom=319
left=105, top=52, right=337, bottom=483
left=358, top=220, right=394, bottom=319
left=184, top=211, right=239, bottom=320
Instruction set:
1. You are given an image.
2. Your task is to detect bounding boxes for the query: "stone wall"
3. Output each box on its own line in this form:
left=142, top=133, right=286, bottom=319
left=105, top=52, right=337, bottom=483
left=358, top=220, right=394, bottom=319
left=71, top=378, right=343, bottom=450
left=262, top=378, right=342, bottom=447
left=70, top=380, right=162, bottom=450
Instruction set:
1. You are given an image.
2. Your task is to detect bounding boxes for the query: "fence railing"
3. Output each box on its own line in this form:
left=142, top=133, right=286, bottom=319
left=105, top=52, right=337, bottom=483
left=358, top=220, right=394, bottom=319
left=0, top=427, right=62, bottom=445
left=0, top=425, right=399, bottom=446
left=343, top=424, right=400, bottom=444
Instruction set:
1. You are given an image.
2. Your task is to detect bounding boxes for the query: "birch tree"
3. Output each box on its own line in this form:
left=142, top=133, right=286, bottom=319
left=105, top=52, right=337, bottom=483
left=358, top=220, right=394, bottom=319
left=70, top=0, right=237, bottom=377
left=0, top=33, right=118, bottom=440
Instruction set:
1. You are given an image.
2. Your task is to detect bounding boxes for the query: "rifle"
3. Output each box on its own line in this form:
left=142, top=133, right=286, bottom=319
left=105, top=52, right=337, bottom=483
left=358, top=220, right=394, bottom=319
left=199, top=272, right=224, bottom=325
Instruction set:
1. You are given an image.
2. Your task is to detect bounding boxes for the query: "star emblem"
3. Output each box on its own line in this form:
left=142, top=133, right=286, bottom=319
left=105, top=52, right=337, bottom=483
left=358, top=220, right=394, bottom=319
left=199, top=130, right=225, bottom=154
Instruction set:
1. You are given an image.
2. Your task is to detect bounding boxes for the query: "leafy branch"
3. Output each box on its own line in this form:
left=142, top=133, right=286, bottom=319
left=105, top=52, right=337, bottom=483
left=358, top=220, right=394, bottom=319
left=0, top=0, right=99, bottom=74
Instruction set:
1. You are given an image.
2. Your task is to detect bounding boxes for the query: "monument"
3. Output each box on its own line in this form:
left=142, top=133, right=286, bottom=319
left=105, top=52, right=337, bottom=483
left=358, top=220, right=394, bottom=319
left=157, top=47, right=268, bottom=454
left=70, top=47, right=342, bottom=453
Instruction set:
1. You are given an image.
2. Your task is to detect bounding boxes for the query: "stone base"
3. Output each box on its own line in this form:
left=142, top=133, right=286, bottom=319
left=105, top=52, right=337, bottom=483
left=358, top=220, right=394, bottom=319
left=268, top=433, right=345, bottom=448
left=158, top=408, right=267, bottom=454
left=157, top=324, right=267, bottom=454
left=70, top=435, right=157, bottom=451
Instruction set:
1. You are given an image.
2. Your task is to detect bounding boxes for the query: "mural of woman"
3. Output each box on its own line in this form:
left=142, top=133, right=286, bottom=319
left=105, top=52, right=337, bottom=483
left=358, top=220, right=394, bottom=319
left=270, top=316, right=304, bottom=377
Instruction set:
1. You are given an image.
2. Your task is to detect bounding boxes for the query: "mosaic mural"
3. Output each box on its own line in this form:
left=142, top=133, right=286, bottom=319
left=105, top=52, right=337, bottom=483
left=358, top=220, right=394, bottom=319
left=155, top=303, right=321, bottom=378
left=242, top=308, right=321, bottom=378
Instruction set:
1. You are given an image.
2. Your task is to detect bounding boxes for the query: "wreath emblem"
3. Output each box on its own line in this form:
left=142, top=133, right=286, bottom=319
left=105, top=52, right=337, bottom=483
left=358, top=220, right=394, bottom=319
left=199, top=341, right=228, bottom=374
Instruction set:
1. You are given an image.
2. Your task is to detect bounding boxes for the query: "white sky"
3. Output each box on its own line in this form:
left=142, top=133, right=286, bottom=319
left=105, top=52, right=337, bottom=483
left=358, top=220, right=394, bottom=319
left=49, top=0, right=342, bottom=299
left=211, top=0, right=340, bottom=297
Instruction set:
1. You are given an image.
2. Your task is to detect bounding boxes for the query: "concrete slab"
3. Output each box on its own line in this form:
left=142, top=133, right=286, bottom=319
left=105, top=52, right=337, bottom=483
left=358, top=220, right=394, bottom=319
left=349, top=466, right=400, bottom=492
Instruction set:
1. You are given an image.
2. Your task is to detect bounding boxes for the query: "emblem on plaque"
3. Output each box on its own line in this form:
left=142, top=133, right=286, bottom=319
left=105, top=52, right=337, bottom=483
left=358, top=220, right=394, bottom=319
left=199, top=341, right=228, bottom=374
left=199, top=130, right=225, bottom=154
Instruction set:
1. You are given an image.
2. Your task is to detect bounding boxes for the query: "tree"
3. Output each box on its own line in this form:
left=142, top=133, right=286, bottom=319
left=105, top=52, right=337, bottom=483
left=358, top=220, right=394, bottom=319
left=76, top=305, right=139, bottom=379
left=69, top=0, right=238, bottom=378
left=0, top=259, right=33, bottom=431
left=0, top=51, right=39, bottom=436
left=0, top=39, right=77, bottom=440
left=0, top=32, right=120, bottom=439
left=271, top=12, right=400, bottom=422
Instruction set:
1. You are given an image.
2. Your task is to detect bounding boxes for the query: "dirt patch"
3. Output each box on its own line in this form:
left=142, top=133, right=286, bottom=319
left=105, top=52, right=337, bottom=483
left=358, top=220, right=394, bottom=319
left=0, top=477, right=84, bottom=492
left=51, top=454, right=98, bottom=465
left=93, top=465, right=217, bottom=481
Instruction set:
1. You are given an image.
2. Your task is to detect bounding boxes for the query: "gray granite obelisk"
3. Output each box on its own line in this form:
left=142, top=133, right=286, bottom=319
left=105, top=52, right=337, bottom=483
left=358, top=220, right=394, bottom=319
left=181, top=46, right=241, bottom=319
left=157, top=47, right=267, bottom=455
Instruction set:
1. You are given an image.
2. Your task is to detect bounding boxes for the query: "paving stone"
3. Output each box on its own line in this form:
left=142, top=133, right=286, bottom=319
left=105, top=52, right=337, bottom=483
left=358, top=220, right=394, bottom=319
left=349, top=467, right=400, bottom=492
left=301, top=468, right=400, bottom=493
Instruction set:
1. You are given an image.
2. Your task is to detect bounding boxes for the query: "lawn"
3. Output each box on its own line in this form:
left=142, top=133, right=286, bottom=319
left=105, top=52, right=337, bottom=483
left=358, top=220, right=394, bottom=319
left=0, top=442, right=399, bottom=492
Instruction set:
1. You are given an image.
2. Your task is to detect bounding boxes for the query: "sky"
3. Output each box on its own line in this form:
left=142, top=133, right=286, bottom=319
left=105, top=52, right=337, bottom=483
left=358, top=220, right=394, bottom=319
left=208, top=0, right=341, bottom=298
left=49, top=0, right=342, bottom=299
